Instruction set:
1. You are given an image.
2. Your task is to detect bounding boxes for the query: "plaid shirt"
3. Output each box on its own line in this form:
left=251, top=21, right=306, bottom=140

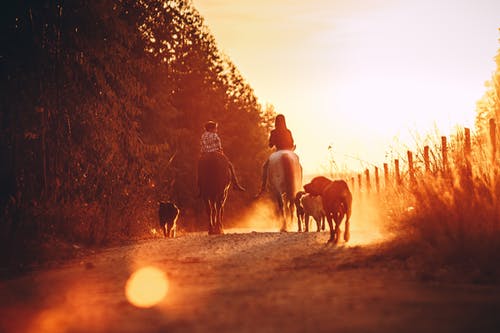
left=200, top=131, right=223, bottom=153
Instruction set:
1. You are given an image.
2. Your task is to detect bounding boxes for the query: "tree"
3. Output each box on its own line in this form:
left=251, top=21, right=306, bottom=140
left=476, top=30, right=500, bottom=139
left=1, top=0, right=274, bottom=254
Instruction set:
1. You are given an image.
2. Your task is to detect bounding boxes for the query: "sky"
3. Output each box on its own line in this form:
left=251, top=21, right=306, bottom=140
left=192, top=0, right=500, bottom=175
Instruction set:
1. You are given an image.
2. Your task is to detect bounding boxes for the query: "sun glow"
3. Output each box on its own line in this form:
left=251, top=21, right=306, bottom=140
left=193, top=0, right=500, bottom=174
left=125, top=266, right=169, bottom=308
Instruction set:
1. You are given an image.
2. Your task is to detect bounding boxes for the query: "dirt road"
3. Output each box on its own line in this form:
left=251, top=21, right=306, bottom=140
left=1, top=226, right=500, bottom=333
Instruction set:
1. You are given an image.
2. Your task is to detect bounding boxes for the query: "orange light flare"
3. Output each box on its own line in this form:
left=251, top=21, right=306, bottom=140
left=125, top=266, right=169, bottom=308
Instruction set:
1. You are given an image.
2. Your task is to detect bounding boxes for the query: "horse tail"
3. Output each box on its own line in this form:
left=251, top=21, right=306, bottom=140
left=282, top=153, right=296, bottom=198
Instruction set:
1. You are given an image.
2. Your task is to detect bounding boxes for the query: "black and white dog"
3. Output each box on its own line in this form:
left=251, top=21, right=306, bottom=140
left=158, top=201, right=179, bottom=238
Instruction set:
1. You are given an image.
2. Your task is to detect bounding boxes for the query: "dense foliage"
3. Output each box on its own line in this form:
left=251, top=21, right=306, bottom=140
left=0, top=0, right=274, bottom=256
left=476, top=36, right=500, bottom=137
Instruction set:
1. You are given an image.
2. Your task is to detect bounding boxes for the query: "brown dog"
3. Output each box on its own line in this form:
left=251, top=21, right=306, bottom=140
left=295, top=191, right=325, bottom=232
left=303, top=176, right=352, bottom=244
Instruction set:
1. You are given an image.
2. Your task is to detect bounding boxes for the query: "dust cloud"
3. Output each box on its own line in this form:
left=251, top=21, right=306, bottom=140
left=230, top=192, right=390, bottom=247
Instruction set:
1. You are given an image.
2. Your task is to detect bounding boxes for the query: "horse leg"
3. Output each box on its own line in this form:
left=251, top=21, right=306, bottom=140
left=287, top=199, right=294, bottom=232
left=305, top=214, right=310, bottom=232
left=208, top=200, right=218, bottom=235
left=275, top=195, right=287, bottom=232
left=216, top=201, right=225, bottom=235
left=205, top=200, right=213, bottom=235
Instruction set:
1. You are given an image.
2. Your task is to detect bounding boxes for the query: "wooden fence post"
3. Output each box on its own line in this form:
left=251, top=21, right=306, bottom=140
left=365, top=168, right=371, bottom=194
left=383, top=163, right=389, bottom=188
left=462, top=127, right=473, bottom=186
left=423, top=145, right=430, bottom=174
left=407, top=150, right=415, bottom=184
left=441, top=136, right=448, bottom=173
left=394, top=159, right=401, bottom=185
left=490, top=118, right=497, bottom=162
left=375, top=166, right=380, bottom=193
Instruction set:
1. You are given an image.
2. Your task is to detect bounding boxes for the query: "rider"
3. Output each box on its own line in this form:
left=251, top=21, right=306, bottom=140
left=256, top=114, right=296, bottom=197
left=199, top=120, right=245, bottom=192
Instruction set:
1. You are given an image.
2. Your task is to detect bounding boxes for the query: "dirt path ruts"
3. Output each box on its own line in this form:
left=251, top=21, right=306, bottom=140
left=1, top=230, right=500, bottom=333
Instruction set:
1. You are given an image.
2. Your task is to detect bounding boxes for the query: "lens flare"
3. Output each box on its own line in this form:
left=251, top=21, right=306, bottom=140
left=125, top=266, right=169, bottom=308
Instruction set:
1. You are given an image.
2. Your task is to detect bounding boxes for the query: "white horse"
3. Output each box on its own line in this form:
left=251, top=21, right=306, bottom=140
left=267, top=150, right=303, bottom=232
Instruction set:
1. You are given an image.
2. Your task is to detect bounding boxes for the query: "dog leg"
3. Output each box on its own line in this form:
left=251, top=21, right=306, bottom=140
left=326, top=215, right=335, bottom=243
left=297, top=213, right=302, bottom=232
left=334, top=223, right=341, bottom=244
left=314, top=216, right=321, bottom=232
left=344, top=216, right=350, bottom=242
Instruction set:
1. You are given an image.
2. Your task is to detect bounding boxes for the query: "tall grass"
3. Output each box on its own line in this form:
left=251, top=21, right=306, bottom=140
left=382, top=129, right=500, bottom=283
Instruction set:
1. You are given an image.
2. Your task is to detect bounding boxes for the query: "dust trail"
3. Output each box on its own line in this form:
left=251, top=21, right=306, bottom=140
left=232, top=192, right=390, bottom=247
left=348, top=193, right=389, bottom=246
left=231, top=198, right=281, bottom=233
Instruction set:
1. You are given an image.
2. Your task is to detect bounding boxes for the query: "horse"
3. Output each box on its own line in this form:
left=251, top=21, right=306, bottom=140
left=198, top=152, right=232, bottom=235
left=267, top=150, right=303, bottom=232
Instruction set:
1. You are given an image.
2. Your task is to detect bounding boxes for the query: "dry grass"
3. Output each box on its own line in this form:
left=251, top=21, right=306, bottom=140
left=379, top=133, right=500, bottom=283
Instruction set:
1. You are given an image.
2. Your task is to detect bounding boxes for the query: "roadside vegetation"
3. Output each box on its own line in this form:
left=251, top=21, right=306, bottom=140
left=0, top=0, right=274, bottom=268
left=376, top=43, right=500, bottom=283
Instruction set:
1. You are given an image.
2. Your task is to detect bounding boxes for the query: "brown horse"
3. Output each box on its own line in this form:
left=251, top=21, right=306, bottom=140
left=198, top=152, right=231, bottom=235
left=267, top=150, right=302, bottom=232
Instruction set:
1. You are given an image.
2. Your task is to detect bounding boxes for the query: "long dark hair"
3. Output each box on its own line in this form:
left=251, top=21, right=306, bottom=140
left=275, top=114, right=287, bottom=130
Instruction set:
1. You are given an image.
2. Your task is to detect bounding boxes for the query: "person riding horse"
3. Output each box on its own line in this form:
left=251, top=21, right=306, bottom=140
left=256, top=114, right=296, bottom=197
left=198, top=121, right=245, bottom=234
left=199, top=121, right=245, bottom=193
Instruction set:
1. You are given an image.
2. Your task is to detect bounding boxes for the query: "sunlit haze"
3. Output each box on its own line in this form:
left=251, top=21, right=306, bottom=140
left=193, top=0, right=500, bottom=174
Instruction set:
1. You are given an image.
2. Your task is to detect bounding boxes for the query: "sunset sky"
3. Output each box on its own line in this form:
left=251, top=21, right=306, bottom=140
left=193, top=0, right=500, bottom=174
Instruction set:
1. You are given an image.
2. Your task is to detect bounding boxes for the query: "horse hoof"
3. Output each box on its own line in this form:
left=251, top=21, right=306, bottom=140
left=280, top=228, right=287, bottom=233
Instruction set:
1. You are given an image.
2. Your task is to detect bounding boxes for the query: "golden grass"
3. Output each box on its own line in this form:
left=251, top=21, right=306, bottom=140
left=380, top=133, right=500, bottom=283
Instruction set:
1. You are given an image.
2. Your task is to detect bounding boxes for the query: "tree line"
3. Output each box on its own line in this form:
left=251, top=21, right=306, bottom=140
left=0, top=0, right=274, bottom=250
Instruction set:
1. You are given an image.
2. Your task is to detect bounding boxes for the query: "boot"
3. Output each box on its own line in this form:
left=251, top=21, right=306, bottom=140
left=255, top=160, right=268, bottom=198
